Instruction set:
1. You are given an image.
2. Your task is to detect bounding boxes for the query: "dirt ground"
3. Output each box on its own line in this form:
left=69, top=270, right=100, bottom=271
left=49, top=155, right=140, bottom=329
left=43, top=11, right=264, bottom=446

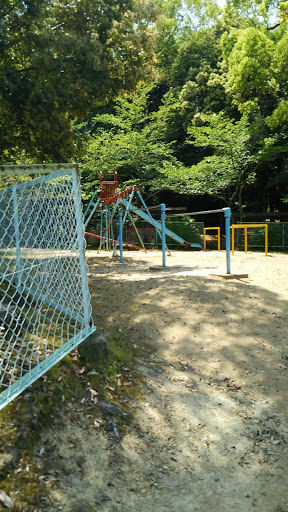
left=1, top=249, right=288, bottom=512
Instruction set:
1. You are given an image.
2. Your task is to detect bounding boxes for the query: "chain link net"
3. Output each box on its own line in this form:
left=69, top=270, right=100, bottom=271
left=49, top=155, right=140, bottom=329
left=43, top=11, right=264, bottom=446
left=0, top=166, right=95, bottom=409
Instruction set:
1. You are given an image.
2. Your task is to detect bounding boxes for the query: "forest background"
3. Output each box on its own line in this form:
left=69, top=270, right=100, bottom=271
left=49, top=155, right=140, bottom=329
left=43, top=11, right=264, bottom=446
left=1, top=0, right=288, bottom=218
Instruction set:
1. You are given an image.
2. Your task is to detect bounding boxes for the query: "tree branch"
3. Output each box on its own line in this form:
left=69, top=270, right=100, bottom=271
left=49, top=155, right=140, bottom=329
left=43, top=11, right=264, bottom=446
left=267, top=23, right=280, bottom=30
left=0, top=0, right=23, bottom=20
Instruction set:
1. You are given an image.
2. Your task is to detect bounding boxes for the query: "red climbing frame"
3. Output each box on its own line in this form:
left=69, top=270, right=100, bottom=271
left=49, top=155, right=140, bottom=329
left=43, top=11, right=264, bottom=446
left=99, top=170, right=136, bottom=205
left=99, top=171, right=119, bottom=204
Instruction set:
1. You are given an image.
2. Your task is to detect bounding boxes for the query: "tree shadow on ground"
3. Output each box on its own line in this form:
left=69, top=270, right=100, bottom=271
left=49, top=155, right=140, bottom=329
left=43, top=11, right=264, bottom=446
left=79, top=252, right=288, bottom=511
left=1, top=251, right=287, bottom=512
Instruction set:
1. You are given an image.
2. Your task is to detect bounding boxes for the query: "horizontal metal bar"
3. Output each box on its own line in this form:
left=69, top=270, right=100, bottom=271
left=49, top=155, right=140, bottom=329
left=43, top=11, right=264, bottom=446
left=168, top=209, right=225, bottom=217
left=0, top=170, right=75, bottom=197
left=22, top=284, right=86, bottom=324
left=119, top=198, right=201, bottom=249
left=13, top=169, right=72, bottom=190
left=231, top=224, right=268, bottom=228
left=0, top=324, right=96, bottom=410
left=1, top=274, right=86, bottom=324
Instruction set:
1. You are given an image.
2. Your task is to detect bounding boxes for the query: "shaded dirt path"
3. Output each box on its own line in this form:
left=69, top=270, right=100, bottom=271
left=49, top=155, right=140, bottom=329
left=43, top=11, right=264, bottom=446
left=1, top=250, right=288, bottom=512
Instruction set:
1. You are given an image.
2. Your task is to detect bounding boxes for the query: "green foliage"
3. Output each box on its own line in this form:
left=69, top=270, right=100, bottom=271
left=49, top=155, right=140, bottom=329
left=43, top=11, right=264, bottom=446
left=266, top=100, right=288, bottom=130
left=222, top=28, right=276, bottom=109
left=184, top=0, right=221, bottom=29
left=155, top=0, right=221, bottom=80
left=1, top=0, right=287, bottom=215
left=186, top=113, right=260, bottom=213
left=272, top=30, right=288, bottom=89
left=154, top=0, right=182, bottom=77
left=81, top=85, right=184, bottom=197
left=279, top=0, right=288, bottom=23
left=222, top=0, right=282, bottom=29
left=0, top=0, right=157, bottom=162
left=171, top=29, right=221, bottom=88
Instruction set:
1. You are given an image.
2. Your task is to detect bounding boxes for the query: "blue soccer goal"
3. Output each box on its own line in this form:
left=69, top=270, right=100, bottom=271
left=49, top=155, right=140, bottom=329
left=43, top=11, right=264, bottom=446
left=0, top=164, right=96, bottom=410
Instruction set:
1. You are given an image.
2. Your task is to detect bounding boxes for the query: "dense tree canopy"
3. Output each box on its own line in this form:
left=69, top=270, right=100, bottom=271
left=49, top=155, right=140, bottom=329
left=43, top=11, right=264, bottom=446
left=1, top=0, right=287, bottom=216
left=0, top=0, right=157, bottom=161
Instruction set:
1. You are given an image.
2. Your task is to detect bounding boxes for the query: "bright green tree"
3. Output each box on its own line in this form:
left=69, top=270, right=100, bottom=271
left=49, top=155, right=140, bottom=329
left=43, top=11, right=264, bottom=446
left=184, top=113, right=261, bottom=216
left=222, top=0, right=284, bottom=30
left=81, top=86, right=185, bottom=200
left=221, top=27, right=277, bottom=114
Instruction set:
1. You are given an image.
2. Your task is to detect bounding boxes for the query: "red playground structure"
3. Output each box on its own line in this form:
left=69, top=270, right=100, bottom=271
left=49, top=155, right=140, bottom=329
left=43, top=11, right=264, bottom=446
left=83, top=172, right=202, bottom=253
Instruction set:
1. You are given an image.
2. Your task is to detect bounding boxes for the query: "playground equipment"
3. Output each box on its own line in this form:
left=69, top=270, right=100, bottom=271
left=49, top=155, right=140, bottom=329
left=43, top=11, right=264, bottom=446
left=84, top=173, right=232, bottom=273
left=83, top=172, right=202, bottom=252
left=231, top=224, right=268, bottom=255
left=161, top=207, right=231, bottom=273
left=0, top=164, right=95, bottom=409
left=83, top=230, right=141, bottom=251
left=203, top=227, right=221, bottom=251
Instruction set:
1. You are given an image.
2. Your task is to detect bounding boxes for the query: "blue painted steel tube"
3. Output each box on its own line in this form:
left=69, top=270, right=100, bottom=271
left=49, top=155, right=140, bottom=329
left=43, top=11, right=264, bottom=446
left=119, top=197, right=201, bottom=249
left=72, top=170, right=92, bottom=328
left=0, top=324, right=95, bottom=411
left=84, top=195, right=100, bottom=228
left=105, top=206, right=109, bottom=251
left=84, top=190, right=98, bottom=219
left=112, top=189, right=136, bottom=256
left=136, top=190, right=163, bottom=241
left=223, top=207, right=231, bottom=274
left=12, top=188, right=22, bottom=293
left=4, top=169, right=72, bottom=191
left=160, top=203, right=166, bottom=267
left=118, top=209, right=124, bottom=263
left=100, top=210, right=105, bottom=246
left=110, top=198, right=120, bottom=251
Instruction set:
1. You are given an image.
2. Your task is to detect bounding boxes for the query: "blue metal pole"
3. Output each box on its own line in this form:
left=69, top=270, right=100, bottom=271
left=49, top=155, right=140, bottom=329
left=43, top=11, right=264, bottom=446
left=112, top=189, right=136, bottom=257
left=108, top=210, right=113, bottom=250
left=223, top=207, right=231, bottom=274
left=160, top=203, right=166, bottom=267
left=118, top=209, right=124, bottom=263
left=12, top=187, right=22, bottom=293
left=100, top=210, right=105, bottom=247
left=72, top=170, right=92, bottom=328
left=105, top=206, right=109, bottom=251
left=83, top=192, right=100, bottom=228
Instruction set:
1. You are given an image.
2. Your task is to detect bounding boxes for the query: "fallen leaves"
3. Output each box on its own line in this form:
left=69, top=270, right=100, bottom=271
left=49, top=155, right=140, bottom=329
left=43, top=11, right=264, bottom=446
left=0, top=490, right=14, bottom=509
left=74, top=365, right=86, bottom=377
left=89, top=388, right=99, bottom=404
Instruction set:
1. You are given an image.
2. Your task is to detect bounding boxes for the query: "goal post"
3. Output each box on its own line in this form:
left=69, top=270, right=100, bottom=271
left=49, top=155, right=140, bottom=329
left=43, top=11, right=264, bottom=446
left=0, top=164, right=96, bottom=410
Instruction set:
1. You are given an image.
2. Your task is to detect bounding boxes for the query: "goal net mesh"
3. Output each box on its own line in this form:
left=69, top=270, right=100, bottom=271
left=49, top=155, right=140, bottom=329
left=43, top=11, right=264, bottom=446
left=0, top=165, right=95, bottom=409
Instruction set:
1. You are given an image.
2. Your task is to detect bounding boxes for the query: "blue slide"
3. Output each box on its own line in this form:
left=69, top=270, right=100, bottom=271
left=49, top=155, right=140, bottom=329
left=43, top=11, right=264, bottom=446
left=119, top=197, right=201, bottom=249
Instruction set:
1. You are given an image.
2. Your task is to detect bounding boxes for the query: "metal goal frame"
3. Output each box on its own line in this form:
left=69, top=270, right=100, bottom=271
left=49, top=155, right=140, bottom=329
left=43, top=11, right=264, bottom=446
left=0, top=164, right=96, bottom=410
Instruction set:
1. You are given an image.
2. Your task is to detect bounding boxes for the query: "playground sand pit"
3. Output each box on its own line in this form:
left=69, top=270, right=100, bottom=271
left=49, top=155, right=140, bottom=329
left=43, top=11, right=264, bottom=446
left=73, top=249, right=288, bottom=512
left=1, top=250, right=288, bottom=512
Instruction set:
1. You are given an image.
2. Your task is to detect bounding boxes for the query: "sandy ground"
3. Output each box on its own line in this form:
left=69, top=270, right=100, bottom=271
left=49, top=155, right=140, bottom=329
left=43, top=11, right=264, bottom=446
left=1, top=249, right=288, bottom=512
